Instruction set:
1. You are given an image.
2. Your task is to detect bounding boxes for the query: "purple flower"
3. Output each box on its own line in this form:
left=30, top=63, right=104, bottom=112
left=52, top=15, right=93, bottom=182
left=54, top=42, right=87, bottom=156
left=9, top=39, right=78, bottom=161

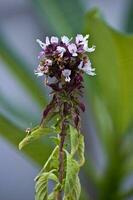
left=51, top=36, right=59, bottom=44
left=56, top=46, right=66, bottom=57
left=35, top=34, right=96, bottom=82
left=61, top=36, right=72, bottom=45
left=38, top=51, right=45, bottom=59
left=68, top=43, right=78, bottom=57
left=78, top=60, right=96, bottom=76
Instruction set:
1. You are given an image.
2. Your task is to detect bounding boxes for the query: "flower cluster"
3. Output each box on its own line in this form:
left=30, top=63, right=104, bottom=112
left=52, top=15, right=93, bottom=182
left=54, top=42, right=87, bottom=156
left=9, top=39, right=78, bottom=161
left=35, top=34, right=96, bottom=84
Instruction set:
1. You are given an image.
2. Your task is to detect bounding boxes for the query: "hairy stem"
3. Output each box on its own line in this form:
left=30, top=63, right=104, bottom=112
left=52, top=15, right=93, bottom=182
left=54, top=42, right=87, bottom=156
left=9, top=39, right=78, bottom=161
left=57, top=102, right=68, bottom=200
left=57, top=118, right=67, bottom=200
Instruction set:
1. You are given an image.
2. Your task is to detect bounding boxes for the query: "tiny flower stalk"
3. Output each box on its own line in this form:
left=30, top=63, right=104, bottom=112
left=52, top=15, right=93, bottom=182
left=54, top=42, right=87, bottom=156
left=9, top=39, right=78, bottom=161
left=19, top=34, right=96, bottom=200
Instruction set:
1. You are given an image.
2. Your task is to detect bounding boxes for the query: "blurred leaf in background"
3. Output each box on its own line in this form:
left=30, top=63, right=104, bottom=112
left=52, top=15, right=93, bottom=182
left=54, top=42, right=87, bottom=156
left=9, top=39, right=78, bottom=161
left=84, top=9, right=133, bottom=199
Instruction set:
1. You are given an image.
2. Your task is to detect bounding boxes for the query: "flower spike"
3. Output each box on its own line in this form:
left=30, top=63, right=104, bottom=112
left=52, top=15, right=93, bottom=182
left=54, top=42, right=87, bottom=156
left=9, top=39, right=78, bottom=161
left=21, top=34, right=96, bottom=200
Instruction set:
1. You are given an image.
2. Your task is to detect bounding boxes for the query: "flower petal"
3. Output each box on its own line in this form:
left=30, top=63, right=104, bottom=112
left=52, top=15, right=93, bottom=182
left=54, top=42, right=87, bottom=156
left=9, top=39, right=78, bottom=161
left=36, top=39, right=46, bottom=49
left=46, top=36, right=50, bottom=45
left=51, top=36, right=59, bottom=43
left=61, top=36, right=72, bottom=45
left=86, top=45, right=96, bottom=52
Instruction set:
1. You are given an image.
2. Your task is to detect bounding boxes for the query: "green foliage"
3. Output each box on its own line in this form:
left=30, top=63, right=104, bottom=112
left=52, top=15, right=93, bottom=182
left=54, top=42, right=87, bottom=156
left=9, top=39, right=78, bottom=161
left=35, top=146, right=59, bottom=200
left=64, top=152, right=81, bottom=200
left=0, top=114, right=52, bottom=165
left=84, top=9, right=133, bottom=199
left=19, top=126, right=53, bottom=150
left=35, top=170, right=58, bottom=200
left=84, top=9, right=133, bottom=138
left=33, top=125, right=85, bottom=200
left=69, top=125, right=85, bottom=166
left=37, top=146, right=59, bottom=175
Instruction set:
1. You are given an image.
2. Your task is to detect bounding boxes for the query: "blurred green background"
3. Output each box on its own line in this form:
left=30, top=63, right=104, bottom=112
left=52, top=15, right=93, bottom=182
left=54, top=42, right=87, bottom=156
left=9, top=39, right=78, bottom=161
left=0, top=0, right=133, bottom=199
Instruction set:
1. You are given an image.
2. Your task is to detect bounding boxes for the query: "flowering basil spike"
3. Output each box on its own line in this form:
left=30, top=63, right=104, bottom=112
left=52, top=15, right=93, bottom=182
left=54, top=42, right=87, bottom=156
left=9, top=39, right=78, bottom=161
left=35, top=34, right=95, bottom=80
left=25, top=34, right=96, bottom=200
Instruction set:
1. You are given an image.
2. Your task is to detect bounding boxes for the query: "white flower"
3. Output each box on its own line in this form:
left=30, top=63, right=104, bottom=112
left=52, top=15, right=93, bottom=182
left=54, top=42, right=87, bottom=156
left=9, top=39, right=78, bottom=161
left=76, top=34, right=95, bottom=53
left=78, top=60, right=84, bottom=70
left=57, top=46, right=66, bottom=57
left=51, top=36, right=59, bottom=44
left=45, top=59, right=52, bottom=66
left=83, top=44, right=96, bottom=52
left=76, top=34, right=89, bottom=45
left=34, top=69, right=44, bottom=77
left=68, top=43, right=78, bottom=56
left=36, top=39, right=46, bottom=49
left=46, top=36, right=50, bottom=45
left=34, top=65, right=44, bottom=76
left=78, top=60, right=96, bottom=76
left=62, top=69, right=71, bottom=82
left=61, top=36, right=72, bottom=45
left=34, top=64, right=49, bottom=76
left=36, top=37, right=50, bottom=49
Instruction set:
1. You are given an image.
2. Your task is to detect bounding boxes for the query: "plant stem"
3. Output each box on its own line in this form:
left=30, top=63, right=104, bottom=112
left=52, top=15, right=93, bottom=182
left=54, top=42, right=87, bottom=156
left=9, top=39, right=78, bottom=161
left=57, top=119, right=66, bottom=200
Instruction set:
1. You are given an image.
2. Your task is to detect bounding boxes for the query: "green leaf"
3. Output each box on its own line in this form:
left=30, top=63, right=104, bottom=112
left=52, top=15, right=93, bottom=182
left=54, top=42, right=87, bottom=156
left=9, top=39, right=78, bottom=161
left=64, top=152, right=81, bottom=200
left=35, top=170, right=58, bottom=200
left=35, top=147, right=59, bottom=200
left=19, top=126, right=52, bottom=150
left=48, top=192, right=56, bottom=200
left=84, top=9, right=133, bottom=198
left=36, top=146, right=59, bottom=178
left=64, top=176, right=81, bottom=200
left=69, top=125, right=79, bottom=156
left=118, top=188, right=133, bottom=199
left=84, top=9, right=133, bottom=154
left=78, top=134, right=85, bottom=167
left=0, top=114, right=52, bottom=165
left=69, top=125, right=85, bottom=166
left=48, top=182, right=60, bottom=200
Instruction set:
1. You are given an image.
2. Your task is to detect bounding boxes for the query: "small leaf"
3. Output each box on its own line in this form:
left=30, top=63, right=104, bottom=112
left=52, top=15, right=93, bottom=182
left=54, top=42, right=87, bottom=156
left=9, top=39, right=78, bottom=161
left=35, top=170, right=58, bottom=200
left=48, top=192, right=56, bottom=200
left=64, top=151, right=81, bottom=200
left=19, top=126, right=52, bottom=150
left=64, top=176, right=81, bottom=200
left=69, top=125, right=79, bottom=156
left=77, top=134, right=85, bottom=167
left=36, top=146, right=59, bottom=179
left=69, top=125, right=85, bottom=166
left=48, top=183, right=60, bottom=200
